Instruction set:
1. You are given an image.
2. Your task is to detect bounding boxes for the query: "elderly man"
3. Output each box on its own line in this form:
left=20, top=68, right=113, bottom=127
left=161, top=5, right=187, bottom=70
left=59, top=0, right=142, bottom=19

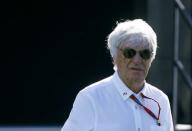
left=61, top=19, right=173, bottom=131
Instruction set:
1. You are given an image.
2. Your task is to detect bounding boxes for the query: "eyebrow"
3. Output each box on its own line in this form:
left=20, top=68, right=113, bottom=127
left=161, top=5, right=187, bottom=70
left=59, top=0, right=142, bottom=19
left=121, top=47, right=151, bottom=51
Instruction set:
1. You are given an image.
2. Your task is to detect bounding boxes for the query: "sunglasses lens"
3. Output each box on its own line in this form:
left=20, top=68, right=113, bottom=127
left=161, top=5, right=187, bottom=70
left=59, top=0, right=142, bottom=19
left=140, top=49, right=151, bottom=60
left=121, top=48, right=152, bottom=60
left=123, top=48, right=136, bottom=58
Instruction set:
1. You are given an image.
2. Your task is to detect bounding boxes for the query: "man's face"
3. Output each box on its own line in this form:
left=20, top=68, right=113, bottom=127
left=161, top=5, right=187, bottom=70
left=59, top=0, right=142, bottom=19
left=114, top=42, right=153, bottom=87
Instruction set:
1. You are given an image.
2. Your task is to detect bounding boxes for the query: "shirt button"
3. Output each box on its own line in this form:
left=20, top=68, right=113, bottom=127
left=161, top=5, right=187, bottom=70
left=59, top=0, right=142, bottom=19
left=138, top=128, right=141, bottom=131
left=135, top=105, right=138, bottom=109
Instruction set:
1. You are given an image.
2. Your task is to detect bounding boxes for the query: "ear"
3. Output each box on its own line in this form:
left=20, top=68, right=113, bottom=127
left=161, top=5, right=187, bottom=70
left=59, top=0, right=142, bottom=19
left=112, top=57, right=116, bottom=65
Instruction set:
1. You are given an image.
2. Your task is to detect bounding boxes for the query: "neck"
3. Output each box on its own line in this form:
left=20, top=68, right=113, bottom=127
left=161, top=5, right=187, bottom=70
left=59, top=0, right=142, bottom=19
left=126, top=81, right=144, bottom=94
left=117, top=71, right=145, bottom=93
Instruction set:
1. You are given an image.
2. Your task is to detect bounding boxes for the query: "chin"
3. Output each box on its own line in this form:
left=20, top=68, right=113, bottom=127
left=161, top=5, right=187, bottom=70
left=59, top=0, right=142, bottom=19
left=131, top=76, right=145, bottom=82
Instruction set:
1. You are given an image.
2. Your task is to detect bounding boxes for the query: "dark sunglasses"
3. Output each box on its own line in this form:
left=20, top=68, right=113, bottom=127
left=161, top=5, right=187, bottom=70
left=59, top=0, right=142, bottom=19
left=119, top=48, right=152, bottom=60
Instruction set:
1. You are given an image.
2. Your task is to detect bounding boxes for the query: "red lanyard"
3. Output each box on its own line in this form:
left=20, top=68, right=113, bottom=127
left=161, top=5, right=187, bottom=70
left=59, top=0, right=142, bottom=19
left=130, top=93, right=161, bottom=126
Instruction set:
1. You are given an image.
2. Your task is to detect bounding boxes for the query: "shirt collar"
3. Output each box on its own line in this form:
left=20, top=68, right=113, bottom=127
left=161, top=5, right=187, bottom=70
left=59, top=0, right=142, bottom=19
left=112, top=71, right=147, bottom=101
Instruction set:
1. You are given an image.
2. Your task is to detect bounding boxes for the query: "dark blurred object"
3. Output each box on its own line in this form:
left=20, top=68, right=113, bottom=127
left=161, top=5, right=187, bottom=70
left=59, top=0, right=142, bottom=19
left=0, top=0, right=147, bottom=126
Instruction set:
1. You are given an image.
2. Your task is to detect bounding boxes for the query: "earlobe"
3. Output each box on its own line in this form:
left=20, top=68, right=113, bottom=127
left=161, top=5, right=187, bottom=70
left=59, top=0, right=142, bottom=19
left=112, top=57, right=117, bottom=65
left=112, top=56, right=115, bottom=63
left=112, top=59, right=115, bottom=65
left=112, top=59, right=117, bottom=71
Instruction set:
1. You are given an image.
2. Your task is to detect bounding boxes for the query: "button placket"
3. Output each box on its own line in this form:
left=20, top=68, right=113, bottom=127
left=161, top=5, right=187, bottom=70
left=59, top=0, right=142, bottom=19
left=130, top=96, right=142, bottom=131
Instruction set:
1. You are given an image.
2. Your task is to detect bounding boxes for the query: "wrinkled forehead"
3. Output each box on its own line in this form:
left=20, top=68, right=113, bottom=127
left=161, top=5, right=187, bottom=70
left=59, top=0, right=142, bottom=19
left=119, top=34, right=153, bottom=50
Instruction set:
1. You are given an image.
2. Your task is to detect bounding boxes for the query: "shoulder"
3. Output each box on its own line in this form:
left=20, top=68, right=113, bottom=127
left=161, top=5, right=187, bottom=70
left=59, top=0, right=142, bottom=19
left=145, top=83, right=169, bottom=101
left=78, top=75, right=114, bottom=98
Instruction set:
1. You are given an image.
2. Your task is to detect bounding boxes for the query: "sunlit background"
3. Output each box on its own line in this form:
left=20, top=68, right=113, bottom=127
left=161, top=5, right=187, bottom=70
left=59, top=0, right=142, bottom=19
left=1, top=0, right=191, bottom=130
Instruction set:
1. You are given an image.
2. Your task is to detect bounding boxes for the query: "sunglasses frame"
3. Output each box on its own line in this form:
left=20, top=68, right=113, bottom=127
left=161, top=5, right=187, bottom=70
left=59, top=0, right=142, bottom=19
left=118, top=47, right=153, bottom=60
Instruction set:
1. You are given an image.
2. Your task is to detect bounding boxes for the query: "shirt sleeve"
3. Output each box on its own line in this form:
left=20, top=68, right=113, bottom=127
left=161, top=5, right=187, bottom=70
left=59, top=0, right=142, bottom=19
left=61, top=91, right=95, bottom=131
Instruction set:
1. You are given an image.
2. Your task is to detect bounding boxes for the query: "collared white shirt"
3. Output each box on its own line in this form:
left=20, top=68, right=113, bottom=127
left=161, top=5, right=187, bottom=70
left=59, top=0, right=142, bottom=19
left=61, top=72, right=173, bottom=131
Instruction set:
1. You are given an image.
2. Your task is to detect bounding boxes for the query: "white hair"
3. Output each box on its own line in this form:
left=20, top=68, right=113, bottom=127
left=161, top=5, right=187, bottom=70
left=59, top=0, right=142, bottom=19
left=107, top=19, right=157, bottom=60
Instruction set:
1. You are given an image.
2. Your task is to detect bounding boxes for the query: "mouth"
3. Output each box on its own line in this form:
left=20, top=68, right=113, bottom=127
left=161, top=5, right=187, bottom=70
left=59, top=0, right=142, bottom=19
left=130, top=67, right=144, bottom=71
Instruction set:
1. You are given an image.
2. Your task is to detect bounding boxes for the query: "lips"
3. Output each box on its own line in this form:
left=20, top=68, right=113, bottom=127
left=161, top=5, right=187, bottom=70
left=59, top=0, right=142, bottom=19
left=130, top=67, right=144, bottom=71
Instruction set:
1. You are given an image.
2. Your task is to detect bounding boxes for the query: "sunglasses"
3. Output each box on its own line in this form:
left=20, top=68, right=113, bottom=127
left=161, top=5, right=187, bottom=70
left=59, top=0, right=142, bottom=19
left=119, top=48, right=152, bottom=60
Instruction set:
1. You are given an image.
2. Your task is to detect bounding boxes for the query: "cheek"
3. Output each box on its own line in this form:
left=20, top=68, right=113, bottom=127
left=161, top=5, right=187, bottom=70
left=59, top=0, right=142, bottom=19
left=145, top=61, right=152, bottom=70
left=114, top=54, right=126, bottom=66
left=119, top=58, right=130, bottom=68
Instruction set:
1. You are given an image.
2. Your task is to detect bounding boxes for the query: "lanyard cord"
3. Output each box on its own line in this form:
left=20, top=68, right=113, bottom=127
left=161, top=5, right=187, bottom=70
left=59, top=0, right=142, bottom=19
left=130, top=93, right=161, bottom=126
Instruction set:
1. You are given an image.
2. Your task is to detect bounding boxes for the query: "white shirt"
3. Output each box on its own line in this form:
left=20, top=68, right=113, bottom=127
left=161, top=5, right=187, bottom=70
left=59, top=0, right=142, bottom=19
left=61, top=72, right=173, bottom=131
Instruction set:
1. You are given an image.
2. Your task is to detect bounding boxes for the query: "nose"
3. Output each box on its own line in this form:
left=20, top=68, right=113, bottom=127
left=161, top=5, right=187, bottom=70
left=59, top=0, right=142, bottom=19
left=132, top=53, right=142, bottom=64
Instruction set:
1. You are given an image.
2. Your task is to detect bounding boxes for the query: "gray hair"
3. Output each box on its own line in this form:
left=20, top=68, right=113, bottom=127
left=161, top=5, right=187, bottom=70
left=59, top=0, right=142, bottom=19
left=107, top=19, right=157, bottom=60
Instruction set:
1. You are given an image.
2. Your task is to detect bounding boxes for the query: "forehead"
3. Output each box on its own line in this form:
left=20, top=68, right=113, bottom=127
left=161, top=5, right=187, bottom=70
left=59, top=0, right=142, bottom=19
left=120, top=36, right=152, bottom=50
